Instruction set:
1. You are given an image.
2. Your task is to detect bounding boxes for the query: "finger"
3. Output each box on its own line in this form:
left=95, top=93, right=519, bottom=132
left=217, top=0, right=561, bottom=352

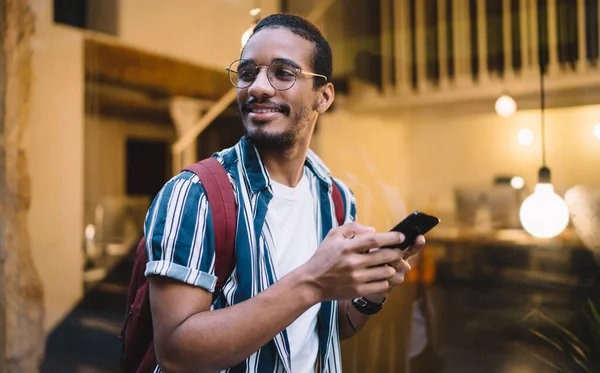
left=334, top=221, right=376, bottom=239
left=393, top=259, right=412, bottom=274
left=386, top=259, right=411, bottom=287
left=403, top=235, right=426, bottom=259
left=344, top=231, right=404, bottom=253
left=361, top=249, right=403, bottom=268
left=353, top=266, right=396, bottom=283
left=389, top=260, right=410, bottom=283
left=389, top=273, right=405, bottom=287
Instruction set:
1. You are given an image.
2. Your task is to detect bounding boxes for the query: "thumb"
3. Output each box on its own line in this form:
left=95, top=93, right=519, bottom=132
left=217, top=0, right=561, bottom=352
left=338, top=221, right=376, bottom=239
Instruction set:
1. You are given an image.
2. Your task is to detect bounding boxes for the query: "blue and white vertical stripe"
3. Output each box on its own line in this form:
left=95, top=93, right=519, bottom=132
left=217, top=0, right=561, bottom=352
left=144, top=136, right=356, bottom=373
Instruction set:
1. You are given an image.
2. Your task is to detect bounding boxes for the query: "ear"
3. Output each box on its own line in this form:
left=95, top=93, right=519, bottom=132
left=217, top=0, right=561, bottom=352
left=315, top=82, right=335, bottom=114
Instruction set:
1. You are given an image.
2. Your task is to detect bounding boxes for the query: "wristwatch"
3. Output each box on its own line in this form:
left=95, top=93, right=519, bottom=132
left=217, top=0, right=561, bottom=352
left=351, top=296, right=387, bottom=315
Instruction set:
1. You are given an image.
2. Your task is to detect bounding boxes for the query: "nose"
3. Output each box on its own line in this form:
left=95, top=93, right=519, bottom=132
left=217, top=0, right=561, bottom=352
left=247, top=66, right=275, bottom=99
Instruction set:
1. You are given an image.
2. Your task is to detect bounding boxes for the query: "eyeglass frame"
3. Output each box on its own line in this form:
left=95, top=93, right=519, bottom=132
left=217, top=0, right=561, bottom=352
left=225, top=58, right=328, bottom=91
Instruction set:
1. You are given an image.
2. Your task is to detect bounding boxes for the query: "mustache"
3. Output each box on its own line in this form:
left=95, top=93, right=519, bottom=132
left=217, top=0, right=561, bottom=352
left=241, top=97, right=291, bottom=115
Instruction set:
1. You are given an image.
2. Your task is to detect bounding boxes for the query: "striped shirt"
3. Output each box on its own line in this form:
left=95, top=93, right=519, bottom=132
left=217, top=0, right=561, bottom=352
left=144, top=136, right=357, bottom=373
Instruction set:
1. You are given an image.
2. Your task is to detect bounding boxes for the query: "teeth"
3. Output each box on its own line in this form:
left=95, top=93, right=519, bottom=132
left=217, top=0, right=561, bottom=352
left=251, top=108, right=279, bottom=113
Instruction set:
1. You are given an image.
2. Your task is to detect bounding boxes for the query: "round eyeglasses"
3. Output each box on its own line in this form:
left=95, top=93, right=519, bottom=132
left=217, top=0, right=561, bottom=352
left=226, top=59, right=327, bottom=91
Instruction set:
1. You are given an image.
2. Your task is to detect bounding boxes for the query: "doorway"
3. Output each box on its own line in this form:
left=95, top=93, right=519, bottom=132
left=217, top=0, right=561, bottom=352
left=126, top=138, right=170, bottom=199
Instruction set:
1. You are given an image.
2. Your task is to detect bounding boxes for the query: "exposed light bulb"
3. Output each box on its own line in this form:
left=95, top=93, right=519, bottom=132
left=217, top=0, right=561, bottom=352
left=518, top=128, right=534, bottom=146
left=519, top=182, right=569, bottom=239
left=495, top=95, right=517, bottom=118
left=241, top=8, right=262, bottom=48
left=510, top=176, right=525, bottom=190
left=594, top=123, right=600, bottom=140
left=85, top=224, right=96, bottom=240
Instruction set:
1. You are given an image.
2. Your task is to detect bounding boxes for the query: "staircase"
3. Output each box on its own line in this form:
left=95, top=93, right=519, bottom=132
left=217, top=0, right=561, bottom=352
left=40, top=251, right=136, bottom=373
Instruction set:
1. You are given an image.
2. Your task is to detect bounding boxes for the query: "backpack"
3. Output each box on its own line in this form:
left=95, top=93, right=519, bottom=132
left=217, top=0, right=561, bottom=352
left=119, top=157, right=346, bottom=373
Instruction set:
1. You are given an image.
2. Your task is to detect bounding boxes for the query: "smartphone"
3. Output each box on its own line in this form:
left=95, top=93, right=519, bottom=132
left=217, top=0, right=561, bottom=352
left=382, top=211, right=440, bottom=250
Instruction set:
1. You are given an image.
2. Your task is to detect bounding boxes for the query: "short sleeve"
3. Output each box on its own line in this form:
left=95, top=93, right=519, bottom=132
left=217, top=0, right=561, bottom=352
left=143, top=173, right=218, bottom=292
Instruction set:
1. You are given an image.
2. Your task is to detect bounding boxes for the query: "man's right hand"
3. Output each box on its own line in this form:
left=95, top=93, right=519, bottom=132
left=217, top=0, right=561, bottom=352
left=300, top=222, right=406, bottom=302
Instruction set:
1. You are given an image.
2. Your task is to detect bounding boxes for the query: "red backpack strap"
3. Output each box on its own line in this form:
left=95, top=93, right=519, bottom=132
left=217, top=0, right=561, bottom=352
left=331, top=180, right=346, bottom=227
left=120, top=158, right=237, bottom=373
left=184, top=158, right=237, bottom=290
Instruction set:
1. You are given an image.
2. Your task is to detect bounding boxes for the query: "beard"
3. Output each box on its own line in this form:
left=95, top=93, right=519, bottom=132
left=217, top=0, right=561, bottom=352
left=238, top=98, right=314, bottom=152
left=244, top=126, right=297, bottom=151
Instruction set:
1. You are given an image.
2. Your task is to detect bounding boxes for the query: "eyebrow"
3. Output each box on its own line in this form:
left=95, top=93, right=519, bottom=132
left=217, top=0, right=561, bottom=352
left=271, top=58, right=302, bottom=70
left=238, top=59, right=253, bottom=69
left=241, top=57, right=303, bottom=70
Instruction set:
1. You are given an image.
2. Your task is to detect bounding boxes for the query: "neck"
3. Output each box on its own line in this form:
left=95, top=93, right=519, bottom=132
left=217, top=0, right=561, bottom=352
left=259, top=140, right=311, bottom=187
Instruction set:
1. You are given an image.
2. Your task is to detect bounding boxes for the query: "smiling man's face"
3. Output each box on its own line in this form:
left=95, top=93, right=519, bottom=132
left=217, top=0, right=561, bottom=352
left=236, top=28, right=322, bottom=152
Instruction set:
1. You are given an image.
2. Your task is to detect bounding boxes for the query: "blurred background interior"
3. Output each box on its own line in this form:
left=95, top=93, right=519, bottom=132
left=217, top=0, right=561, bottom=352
left=4, top=0, right=600, bottom=372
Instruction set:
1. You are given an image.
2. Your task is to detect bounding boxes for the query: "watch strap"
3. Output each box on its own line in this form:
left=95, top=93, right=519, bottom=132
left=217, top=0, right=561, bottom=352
left=351, top=296, right=387, bottom=315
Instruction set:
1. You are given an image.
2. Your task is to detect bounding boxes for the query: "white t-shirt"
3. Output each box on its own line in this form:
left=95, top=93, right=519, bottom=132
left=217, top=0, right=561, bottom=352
left=265, top=169, right=320, bottom=373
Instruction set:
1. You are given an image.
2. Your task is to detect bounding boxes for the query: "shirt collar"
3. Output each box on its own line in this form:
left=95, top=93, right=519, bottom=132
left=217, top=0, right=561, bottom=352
left=237, top=136, right=332, bottom=194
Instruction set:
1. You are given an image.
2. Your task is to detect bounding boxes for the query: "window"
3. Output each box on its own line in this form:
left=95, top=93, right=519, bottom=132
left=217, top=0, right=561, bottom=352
left=54, top=0, right=119, bottom=36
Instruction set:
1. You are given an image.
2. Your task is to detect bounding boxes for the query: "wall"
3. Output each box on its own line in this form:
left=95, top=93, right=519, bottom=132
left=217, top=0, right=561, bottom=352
left=84, top=116, right=176, bottom=225
left=315, top=103, right=600, bottom=229
left=404, top=104, right=600, bottom=218
left=117, top=0, right=280, bottom=69
left=313, top=111, right=411, bottom=231
left=25, top=0, right=85, bottom=332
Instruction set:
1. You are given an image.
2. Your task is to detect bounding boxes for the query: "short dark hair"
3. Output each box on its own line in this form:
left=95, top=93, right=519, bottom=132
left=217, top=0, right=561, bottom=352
left=249, top=13, right=332, bottom=88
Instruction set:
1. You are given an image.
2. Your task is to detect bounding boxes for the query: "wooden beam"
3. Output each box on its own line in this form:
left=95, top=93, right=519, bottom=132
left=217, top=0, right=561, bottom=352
left=172, top=88, right=237, bottom=154
left=84, top=37, right=232, bottom=101
left=85, top=82, right=173, bottom=123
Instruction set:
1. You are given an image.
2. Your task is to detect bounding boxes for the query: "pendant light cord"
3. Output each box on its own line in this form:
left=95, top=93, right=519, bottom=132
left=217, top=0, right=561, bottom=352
left=539, top=67, right=547, bottom=168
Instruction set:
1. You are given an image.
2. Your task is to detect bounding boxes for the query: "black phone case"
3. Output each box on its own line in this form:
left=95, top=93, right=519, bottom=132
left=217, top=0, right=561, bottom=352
left=383, top=211, right=440, bottom=250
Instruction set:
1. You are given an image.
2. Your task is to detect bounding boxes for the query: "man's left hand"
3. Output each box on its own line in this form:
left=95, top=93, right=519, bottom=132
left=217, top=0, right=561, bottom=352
left=363, top=234, right=426, bottom=302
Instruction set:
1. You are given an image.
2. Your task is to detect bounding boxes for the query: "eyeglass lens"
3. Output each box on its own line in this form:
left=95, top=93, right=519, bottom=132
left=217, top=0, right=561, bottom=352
left=228, top=60, right=297, bottom=90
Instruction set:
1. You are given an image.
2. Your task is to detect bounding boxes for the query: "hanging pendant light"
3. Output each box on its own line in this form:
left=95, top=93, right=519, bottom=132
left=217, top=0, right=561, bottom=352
left=241, top=7, right=262, bottom=47
left=495, top=94, right=517, bottom=118
left=519, top=167, right=570, bottom=238
left=519, top=65, right=569, bottom=238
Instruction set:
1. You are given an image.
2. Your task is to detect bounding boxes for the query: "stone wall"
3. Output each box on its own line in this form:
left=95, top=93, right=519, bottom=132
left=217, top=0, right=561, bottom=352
left=0, top=0, right=45, bottom=371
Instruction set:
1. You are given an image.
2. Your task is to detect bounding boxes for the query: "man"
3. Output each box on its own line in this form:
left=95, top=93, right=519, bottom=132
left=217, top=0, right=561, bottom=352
left=145, top=13, right=425, bottom=373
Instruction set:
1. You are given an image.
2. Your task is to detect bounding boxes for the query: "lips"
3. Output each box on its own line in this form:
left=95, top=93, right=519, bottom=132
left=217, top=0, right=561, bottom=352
left=243, top=102, right=289, bottom=122
left=247, top=107, right=283, bottom=122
